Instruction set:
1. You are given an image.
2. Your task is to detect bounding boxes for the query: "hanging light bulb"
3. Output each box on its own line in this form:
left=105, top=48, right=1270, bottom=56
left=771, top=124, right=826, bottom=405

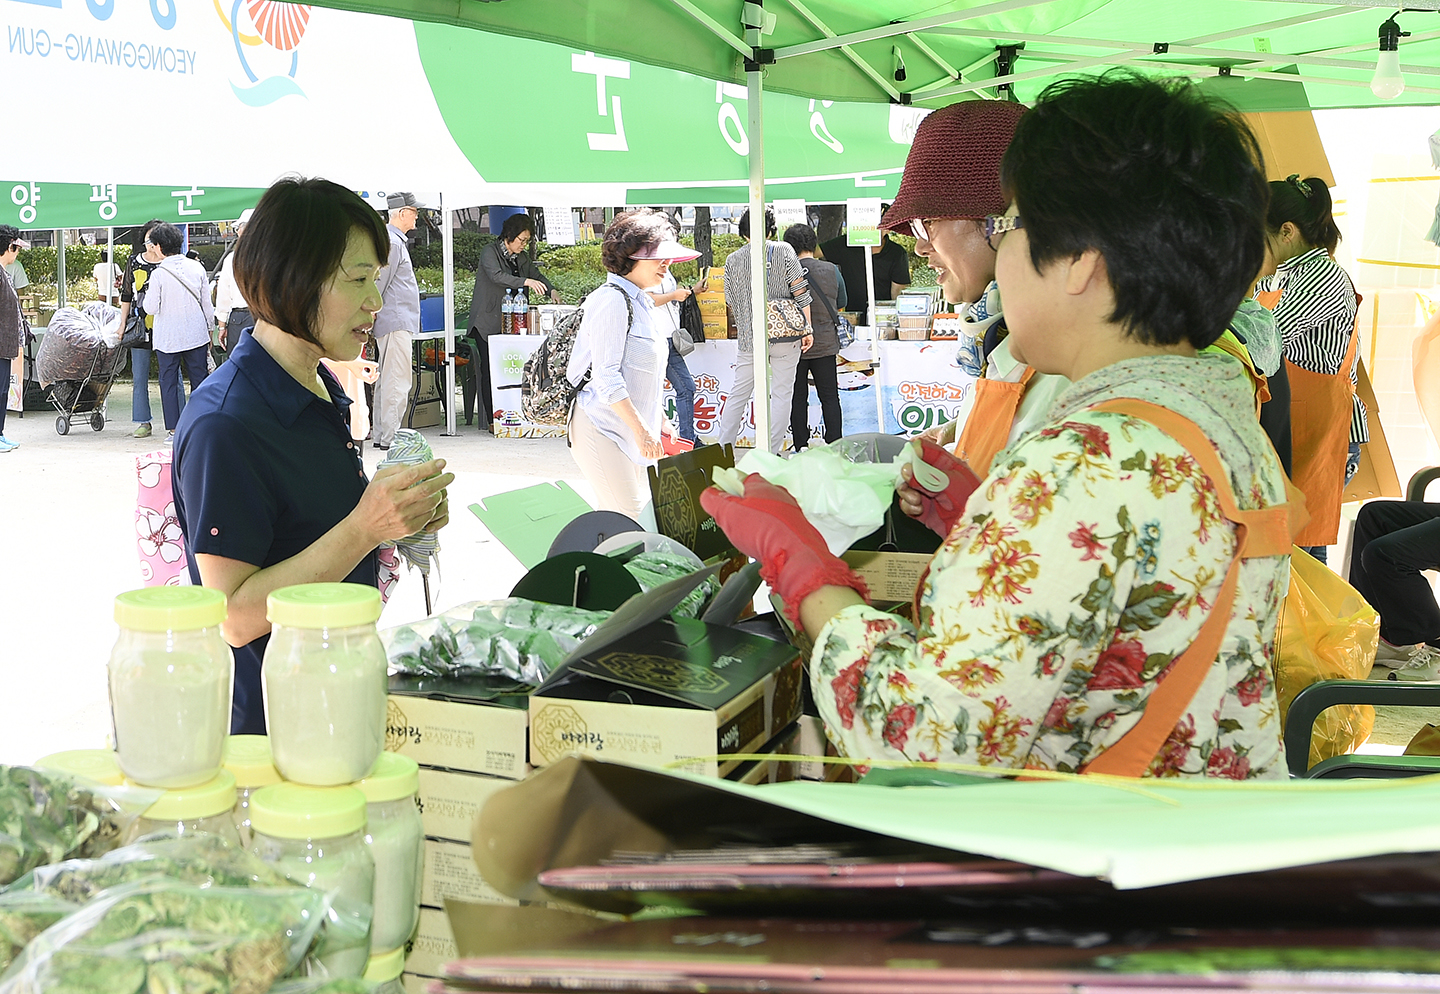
left=1371, top=15, right=1407, bottom=100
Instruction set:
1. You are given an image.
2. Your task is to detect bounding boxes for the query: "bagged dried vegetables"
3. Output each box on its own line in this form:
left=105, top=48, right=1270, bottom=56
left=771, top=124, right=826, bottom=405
left=9, top=833, right=292, bottom=905
left=0, top=766, right=152, bottom=887
left=383, top=598, right=610, bottom=685
left=0, top=879, right=327, bottom=994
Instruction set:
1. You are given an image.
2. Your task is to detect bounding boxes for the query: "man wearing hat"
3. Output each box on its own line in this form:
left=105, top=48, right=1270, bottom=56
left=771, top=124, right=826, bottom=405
left=0, top=224, right=29, bottom=451
left=213, top=207, right=255, bottom=355
left=882, top=100, right=1070, bottom=484
left=372, top=192, right=425, bottom=450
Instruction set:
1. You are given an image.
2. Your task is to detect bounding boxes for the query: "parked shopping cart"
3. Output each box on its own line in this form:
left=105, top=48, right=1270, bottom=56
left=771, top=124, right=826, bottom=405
left=35, top=302, right=128, bottom=435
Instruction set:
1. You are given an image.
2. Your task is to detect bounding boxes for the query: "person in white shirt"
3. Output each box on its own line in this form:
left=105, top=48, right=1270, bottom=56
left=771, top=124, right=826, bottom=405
left=214, top=208, right=254, bottom=350
left=92, top=249, right=118, bottom=306
left=143, top=222, right=214, bottom=436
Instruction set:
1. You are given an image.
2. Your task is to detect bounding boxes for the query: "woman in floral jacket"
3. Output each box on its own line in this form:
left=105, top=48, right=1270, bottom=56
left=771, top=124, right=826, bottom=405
left=703, top=73, right=1292, bottom=780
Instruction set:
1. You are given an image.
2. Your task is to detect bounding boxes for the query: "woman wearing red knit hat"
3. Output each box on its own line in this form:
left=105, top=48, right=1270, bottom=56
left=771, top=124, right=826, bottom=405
left=883, top=100, right=1072, bottom=485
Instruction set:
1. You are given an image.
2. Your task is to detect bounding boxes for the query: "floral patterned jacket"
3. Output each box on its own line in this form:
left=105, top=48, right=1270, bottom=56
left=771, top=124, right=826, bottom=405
left=812, top=354, right=1291, bottom=779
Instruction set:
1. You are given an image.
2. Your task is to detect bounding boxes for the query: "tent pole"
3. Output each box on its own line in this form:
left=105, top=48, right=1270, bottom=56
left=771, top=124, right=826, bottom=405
left=442, top=193, right=456, bottom=436
left=55, top=229, right=66, bottom=310
left=107, top=227, right=114, bottom=305
left=746, top=40, right=769, bottom=454
left=863, top=239, right=875, bottom=330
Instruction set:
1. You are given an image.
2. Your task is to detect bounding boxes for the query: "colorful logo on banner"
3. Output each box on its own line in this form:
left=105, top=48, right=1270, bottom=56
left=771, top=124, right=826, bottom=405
left=216, top=0, right=309, bottom=106
left=890, top=379, right=972, bottom=436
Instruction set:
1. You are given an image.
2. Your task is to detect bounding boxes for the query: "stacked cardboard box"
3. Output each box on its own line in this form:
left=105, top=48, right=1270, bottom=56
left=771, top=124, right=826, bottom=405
left=387, top=677, right=530, bottom=990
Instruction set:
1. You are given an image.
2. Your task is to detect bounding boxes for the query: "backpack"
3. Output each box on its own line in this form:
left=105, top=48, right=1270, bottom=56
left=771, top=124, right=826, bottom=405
left=520, top=283, right=631, bottom=427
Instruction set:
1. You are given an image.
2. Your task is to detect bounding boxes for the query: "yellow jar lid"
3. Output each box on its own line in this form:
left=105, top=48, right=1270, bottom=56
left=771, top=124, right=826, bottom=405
left=33, top=749, right=124, bottom=787
left=364, top=947, right=405, bottom=982
left=222, top=735, right=282, bottom=788
left=249, top=782, right=366, bottom=839
left=115, top=587, right=227, bottom=633
left=139, top=768, right=237, bottom=821
left=267, top=583, right=381, bottom=629
left=352, top=751, right=419, bottom=804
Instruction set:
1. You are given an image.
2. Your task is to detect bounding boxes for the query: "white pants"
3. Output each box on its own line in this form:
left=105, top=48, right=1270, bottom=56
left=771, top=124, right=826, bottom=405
left=373, top=330, right=413, bottom=447
left=716, top=340, right=802, bottom=454
left=569, top=405, right=654, bottom=525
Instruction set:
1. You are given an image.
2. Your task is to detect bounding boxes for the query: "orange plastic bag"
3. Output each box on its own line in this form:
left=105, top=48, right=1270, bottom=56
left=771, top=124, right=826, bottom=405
left=1274, top=547, right=1379, bottom=769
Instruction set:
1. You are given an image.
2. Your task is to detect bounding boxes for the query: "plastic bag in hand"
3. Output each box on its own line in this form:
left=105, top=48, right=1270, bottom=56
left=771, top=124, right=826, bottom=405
left=722, top=442, right=901, bottom=556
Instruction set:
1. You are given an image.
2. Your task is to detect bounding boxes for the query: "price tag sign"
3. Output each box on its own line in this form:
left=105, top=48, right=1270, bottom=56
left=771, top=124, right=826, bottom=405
left=543, top=206, right=577, bottom=246
left=846, top=198, right=883, bottom=247
left=773, top=199, right=807, bottom=231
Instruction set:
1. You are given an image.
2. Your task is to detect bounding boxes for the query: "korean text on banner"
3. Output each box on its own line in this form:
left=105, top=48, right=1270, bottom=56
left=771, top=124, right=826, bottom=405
left=773, top=200, right=807, bottom=231
left=846, top=198, right=882, bottom=247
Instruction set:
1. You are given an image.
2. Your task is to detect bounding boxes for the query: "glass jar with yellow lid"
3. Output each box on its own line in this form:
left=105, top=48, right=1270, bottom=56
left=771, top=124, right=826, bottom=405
left=249, top=782, right=374, bottom=978
left=353, top=752, right=423, bottom=954
left=222, top=735, right=282, bottom=848
left=263, top=583, right=387, bottom=786
left=364, top=946, right=405, bottom=992
left=108, top=586, right=233, bottom=789
left=33, top=749, right=125, bottom=787
left=128, top=768, right=240, bottom=845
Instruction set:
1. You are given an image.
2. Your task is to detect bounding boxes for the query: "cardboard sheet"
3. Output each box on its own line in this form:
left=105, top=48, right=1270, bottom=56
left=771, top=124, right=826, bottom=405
left=475, top=757, right=1440, bottom=896
left=468, top=481, right=592, bottom=569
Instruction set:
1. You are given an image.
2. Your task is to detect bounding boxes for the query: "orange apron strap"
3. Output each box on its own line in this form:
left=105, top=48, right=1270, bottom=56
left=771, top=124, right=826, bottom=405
left=1255, top=289, right=1282, bottom=311
left=954, top=366, right=1036, bottom=475
left=1287, top=320, right=1359, bottom=547
left=1078, top=399, right=1290, bottom=778
left=1208, top=333, right=1271, bottom=410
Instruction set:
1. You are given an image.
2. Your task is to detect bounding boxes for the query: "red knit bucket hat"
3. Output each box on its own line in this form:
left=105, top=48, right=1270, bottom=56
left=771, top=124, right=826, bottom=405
left=882, top=100, right=1028, bottom=233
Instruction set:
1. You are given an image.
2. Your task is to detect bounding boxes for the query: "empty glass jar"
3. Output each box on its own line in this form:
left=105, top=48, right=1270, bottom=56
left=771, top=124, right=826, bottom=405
left=249, top=782, right=374, bottom=978
left=130, top=768, right=240, bottom=845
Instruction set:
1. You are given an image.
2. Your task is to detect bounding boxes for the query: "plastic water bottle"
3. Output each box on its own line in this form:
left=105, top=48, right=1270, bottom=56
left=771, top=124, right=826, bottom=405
left=514, top=289, right=528, bottom=334
left=502, top=289, right=514, bottom=335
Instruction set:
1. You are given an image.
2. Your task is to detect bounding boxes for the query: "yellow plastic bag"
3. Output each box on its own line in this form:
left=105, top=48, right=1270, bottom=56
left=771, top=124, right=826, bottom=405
left=1274, top=547, right=1379, bottom=769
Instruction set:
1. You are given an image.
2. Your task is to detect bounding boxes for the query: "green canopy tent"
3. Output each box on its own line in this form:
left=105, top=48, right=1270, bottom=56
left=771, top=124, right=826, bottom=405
left=306, top=0, right=1440, bottom=448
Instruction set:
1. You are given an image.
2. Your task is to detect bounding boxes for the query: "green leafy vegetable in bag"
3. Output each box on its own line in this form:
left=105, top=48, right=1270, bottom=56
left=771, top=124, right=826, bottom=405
left=0, top=767, right=149, bottom=887
left=0, top=880, right=327, bottom=994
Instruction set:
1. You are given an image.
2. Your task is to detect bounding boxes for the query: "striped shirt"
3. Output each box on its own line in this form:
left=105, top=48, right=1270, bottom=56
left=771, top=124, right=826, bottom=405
left=1257, top=247, right=1367, bottom=443
left=723, top=240, right=812, bottom=354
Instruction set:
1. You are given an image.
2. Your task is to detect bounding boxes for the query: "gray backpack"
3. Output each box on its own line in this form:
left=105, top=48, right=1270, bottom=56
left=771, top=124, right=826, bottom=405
left=520, top=284, right=631, bottom=427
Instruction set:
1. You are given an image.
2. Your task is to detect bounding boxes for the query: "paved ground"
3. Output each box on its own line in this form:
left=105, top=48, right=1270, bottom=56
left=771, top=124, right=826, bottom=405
left=0, top=380, right=595, bottom=767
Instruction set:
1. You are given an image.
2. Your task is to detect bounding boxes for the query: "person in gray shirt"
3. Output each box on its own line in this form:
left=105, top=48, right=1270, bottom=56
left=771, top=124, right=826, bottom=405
left=372, top=192, right=424, bottom=450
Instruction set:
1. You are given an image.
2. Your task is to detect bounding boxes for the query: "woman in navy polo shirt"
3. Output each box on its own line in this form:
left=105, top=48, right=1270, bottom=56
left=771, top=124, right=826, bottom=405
left=173, top=177, right=455, bottom=735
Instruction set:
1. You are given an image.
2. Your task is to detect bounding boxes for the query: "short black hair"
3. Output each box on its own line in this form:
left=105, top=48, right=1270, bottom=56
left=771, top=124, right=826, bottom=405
left=737, top=208, right=776, bottom=240
left=783, top=223, right=817, bottom=255
left=500, top=213, right=535, bottom=244
left=1000, top=71, right=1268, bottom=350
left=131, top=219, right=165, bottom=254
left=150, top=222, right=184, bottom=257
left=600, top=208, right=673, bottom=276
left=234, top=176, right=389, bottom=345
left=1267, top=176, right=1340, bottom=255
left=0, top=224, right=19, bottom=256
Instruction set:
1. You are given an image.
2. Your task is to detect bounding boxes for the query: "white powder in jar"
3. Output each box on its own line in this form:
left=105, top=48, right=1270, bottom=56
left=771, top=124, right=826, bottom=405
left=110, top=649, right=229, bottom=788
left=264, top=652, right=386, bottom=785
left=365, top=799, right=424, bottom=952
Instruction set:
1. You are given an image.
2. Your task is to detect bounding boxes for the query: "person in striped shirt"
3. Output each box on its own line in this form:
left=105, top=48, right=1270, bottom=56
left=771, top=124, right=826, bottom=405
left=1255, top=175, right=1362, bottom=563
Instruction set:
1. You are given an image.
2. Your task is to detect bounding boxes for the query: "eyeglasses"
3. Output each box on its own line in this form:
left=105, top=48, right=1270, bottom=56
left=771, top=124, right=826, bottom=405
left=983, top=214, right=1023, bottom=251
left=909, top=218, right=933, bottom=242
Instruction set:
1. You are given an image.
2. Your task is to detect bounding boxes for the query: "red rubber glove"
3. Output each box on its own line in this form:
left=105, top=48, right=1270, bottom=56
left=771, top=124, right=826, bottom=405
left=898, top=439, right=982, bottom=538
left=700, top=474, right=869, bottom=626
